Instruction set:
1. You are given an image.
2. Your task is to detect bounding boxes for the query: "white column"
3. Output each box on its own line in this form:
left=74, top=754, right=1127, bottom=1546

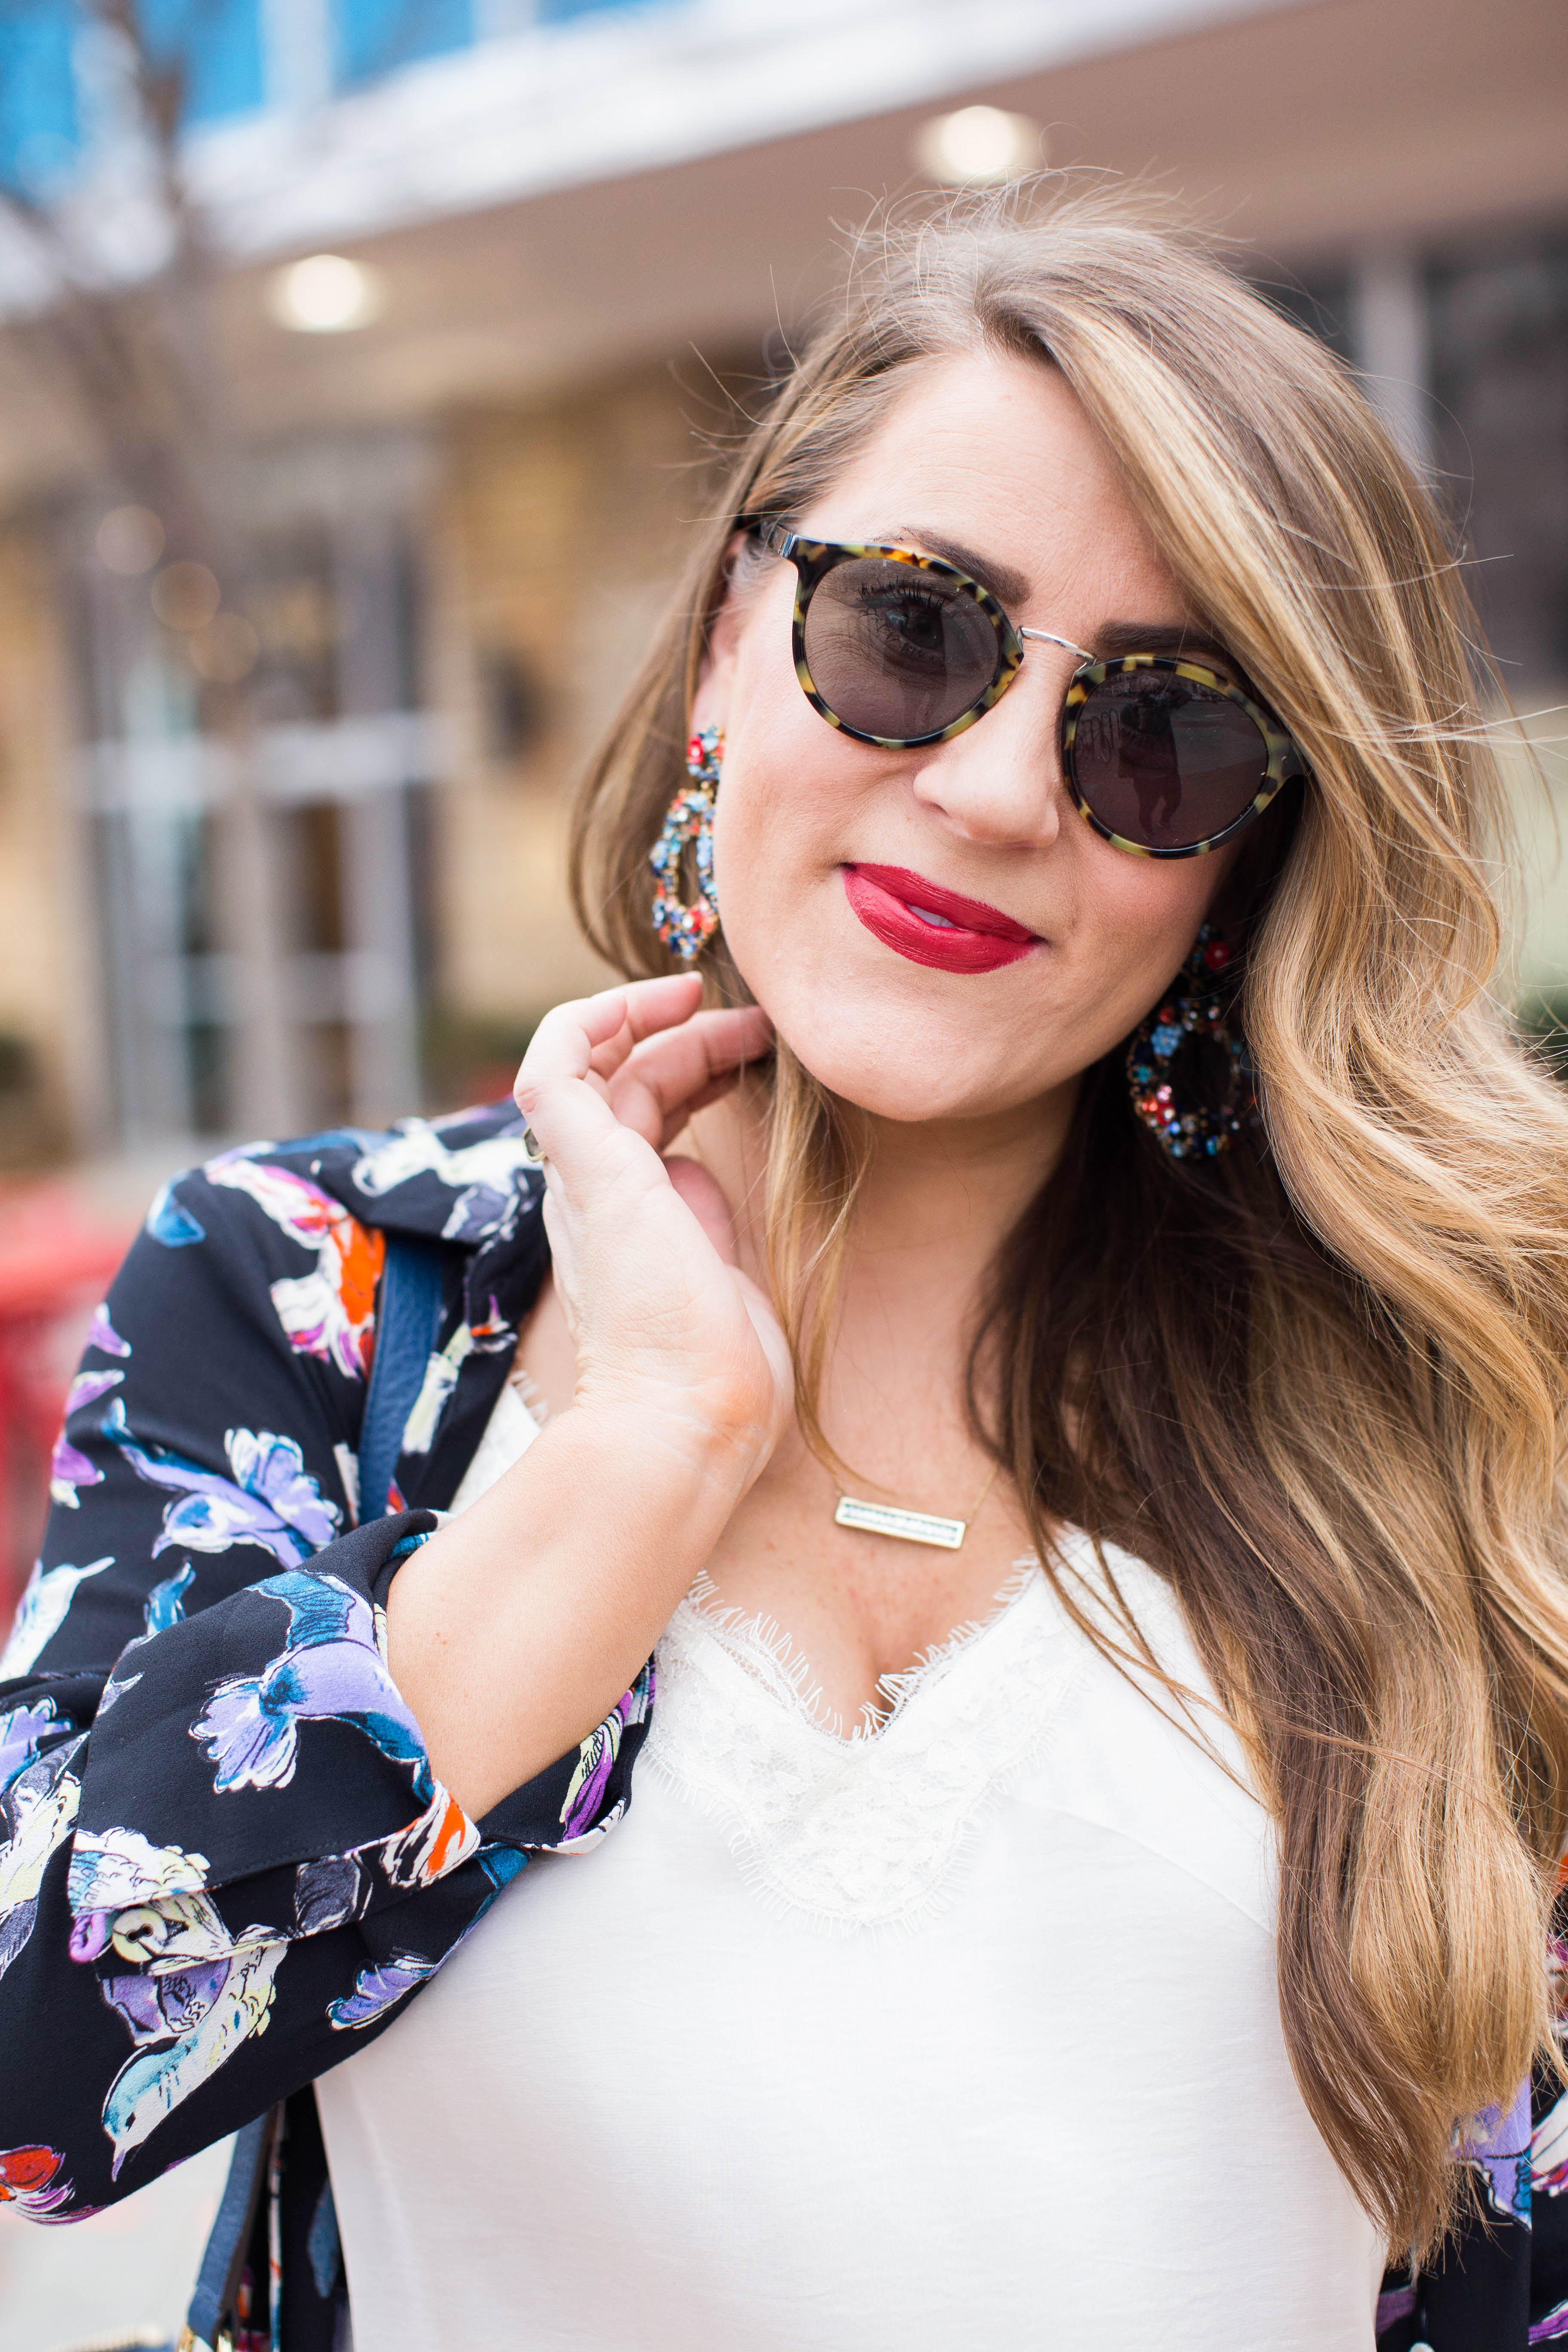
left=214, top=748, right=302, bottom=1139
left=334, top=507, right=423, bottom=1126
left=261, top=0, right=334, bottom=113
left=1347, top=246, right=1433, bottom=478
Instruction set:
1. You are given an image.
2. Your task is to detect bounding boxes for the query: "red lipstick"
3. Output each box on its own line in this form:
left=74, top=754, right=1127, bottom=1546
left=842, top=864, right=1040, bottom=974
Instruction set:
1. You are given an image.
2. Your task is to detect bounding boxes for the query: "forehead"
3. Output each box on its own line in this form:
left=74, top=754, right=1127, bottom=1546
left=796, top=347, right=1185, bottom=622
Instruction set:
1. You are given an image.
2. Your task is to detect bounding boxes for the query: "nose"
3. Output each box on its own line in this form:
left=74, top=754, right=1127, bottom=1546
left=908, top=641, right=1078, bottom=850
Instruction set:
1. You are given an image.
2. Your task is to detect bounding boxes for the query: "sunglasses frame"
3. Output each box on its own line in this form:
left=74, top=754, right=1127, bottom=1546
left=750, top=521, right=1302, bottom=861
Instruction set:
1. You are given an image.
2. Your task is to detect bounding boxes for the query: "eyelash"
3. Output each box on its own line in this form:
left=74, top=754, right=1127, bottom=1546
left=856, top=584, right=959, bottom=623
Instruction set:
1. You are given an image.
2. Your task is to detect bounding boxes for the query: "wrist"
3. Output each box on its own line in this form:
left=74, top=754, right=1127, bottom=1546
left=567, top=1376, right=775, bottom=1494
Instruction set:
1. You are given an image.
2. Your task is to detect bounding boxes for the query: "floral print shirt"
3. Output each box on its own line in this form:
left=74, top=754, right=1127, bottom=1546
left=0, top=1105, right=649, bottom=2343
left=0, top=1100, right=1558, bottom=2349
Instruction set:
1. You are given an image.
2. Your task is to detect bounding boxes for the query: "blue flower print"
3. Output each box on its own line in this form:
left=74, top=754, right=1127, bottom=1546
left=190, top=1570, right=434, bottom=1797
left=144, top=1179, right=205, bottom=1247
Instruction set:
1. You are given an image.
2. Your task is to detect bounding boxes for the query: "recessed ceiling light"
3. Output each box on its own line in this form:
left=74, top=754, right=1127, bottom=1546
left=268, top=254, right=385, bottom=335
left=96, top=506, right=164, bottom=575
left=915, top=106, right=1042, bottom=187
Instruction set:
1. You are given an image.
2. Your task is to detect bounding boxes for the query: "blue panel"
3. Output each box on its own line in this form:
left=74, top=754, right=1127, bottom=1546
left=139, top=0, right=266, bottom=123
left=537, top=0, right=663, bottom=18
left=334, top=0, right=474, bottom=89
left=0, top=0, right=79, bottom=195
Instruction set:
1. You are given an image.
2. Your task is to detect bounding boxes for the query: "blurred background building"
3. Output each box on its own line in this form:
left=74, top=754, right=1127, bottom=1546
left=0, top=0, right=1563, bottom=1188
left=0, top=0, right=1566, bottom=2340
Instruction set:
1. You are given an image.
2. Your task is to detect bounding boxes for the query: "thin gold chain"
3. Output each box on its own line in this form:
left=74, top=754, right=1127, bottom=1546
left=964, top=1458, right=1002, bottom=1527
left=839, top=1455, right=1003, bottom=1523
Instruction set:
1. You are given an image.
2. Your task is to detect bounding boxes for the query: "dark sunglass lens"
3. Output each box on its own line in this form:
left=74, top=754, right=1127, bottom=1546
left=802, top=559, right=1001, bottom=740
left=1071, top=671, right=1269, bottom=850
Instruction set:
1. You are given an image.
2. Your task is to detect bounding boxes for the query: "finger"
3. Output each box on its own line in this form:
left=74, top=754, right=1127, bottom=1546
left=515, top=975, right=703, bottom=1112
left=608, top=1005, right=773, bottom=1150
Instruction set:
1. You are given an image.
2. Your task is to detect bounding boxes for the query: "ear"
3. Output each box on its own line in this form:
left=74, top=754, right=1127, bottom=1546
left=690, top=530, right=756, bottom=735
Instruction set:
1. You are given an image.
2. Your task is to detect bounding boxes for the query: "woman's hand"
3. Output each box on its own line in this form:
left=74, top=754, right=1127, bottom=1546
left=387, top=974, right=788, bottom=1814
left=514, top=974, right=791, bottom=1490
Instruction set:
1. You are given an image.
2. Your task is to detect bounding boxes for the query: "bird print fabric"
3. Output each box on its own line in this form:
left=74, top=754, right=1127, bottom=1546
left=0, top=1104, right=650, bottom=2337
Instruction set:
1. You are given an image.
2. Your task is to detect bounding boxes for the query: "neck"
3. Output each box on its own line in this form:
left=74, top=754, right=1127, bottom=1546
left=686, top=1070, right=1076, bottom=1471
left=837, top=1089, right=1075, bottom=1284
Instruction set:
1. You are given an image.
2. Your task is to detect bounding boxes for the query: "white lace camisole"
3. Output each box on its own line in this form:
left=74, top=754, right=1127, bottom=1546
left=315, top=1381, right=1385, bottom=2350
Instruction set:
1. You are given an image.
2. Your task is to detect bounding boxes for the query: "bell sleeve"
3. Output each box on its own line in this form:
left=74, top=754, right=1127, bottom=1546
left=0, top=1159, right=650, bottom=2221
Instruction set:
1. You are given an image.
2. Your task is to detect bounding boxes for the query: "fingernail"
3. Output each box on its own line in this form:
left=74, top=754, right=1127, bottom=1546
left=523, top=1125, right=545, bottom=1161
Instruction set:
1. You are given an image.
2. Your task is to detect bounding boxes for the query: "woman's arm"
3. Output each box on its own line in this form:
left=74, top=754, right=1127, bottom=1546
left=385, top=975, right=788, bottom=1814
left=0, top=1153, right=646, bottom=2216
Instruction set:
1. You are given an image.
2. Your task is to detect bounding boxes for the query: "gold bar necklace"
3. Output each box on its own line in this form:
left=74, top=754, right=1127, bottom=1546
left=834, top=1461, right=1001, bottom=1553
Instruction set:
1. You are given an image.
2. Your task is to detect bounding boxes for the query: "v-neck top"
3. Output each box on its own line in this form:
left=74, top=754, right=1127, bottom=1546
left=316, top=1379, right=1385, bottom=2350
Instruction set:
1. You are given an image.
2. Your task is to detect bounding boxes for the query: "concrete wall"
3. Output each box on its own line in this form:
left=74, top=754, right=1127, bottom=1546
left=0, top=525, right=100, bottom=1165
left=425, top=356, right=739, bottom=1056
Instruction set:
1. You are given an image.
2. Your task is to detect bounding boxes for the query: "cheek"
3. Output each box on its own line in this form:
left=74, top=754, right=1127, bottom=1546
left=708, top=674, right=873, bottom=959
left=1074, top=845, right=1239, bottom=1045
left=710, top=764, right=854, bottom=1025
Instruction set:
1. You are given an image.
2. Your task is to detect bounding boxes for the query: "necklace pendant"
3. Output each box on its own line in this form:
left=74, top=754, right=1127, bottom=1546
left=834, top=1495, right=967, bottom=1550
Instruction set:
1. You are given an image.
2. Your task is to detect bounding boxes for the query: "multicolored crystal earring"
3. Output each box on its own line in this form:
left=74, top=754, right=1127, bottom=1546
left=649, top=725, right=722, bottom=962
left=1126, top=924, right=1257, bottom=1161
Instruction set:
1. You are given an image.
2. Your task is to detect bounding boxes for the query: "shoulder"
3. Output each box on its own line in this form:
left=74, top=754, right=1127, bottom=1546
left=156, top=1099, right=542, bottom=1252
left=1045, top=1528, right=1215, bottom=1698
left=268, top=1100, right=545, bottom=1251
left=92, top=1102, right=546, bottom=1467
left=127, top=1103, right=544, bottom=1329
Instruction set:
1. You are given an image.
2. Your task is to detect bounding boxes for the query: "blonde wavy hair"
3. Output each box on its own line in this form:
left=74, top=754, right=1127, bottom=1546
left=570, top=181, right=1568, bottom=2257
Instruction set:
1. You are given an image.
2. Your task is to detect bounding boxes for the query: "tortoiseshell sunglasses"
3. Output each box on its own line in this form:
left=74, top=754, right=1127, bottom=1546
left=750, top=521, right=1305, bottom=859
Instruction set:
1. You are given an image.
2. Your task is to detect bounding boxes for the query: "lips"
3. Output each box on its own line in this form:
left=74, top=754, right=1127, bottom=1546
left=841, top=863, right=1040, bottom=974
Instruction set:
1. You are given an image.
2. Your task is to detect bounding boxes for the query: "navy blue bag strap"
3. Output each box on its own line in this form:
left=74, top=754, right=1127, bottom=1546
left=180, top=2109, right=277, bottom=2350
left=357, top=1235, right=447, bottom=1522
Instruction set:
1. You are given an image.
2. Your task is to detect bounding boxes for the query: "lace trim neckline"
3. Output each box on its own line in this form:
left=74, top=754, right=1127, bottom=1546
left=643, top=1563, right=1086, bottom=1933
left=680, top=1559, right=1044, bottom=1746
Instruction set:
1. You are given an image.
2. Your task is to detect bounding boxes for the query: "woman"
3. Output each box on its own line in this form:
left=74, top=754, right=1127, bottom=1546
left=1, top=186, right=1565, bottom=2351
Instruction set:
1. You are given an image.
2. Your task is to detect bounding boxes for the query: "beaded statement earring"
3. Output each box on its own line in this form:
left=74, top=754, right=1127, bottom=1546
left=649, top=725, right=723, bottom=962
left=1126, top=924, right=1258, bottom=1161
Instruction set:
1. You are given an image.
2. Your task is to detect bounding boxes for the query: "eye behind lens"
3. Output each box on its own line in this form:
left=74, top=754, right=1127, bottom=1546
left=803, top=558, right=1001, bottom=741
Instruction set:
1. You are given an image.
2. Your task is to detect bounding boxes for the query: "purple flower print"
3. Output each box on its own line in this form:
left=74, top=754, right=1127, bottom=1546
left=104, top=1399, right=340, bottom=1568
left=191, top=1569, right=432, bottom=1796
left=0, top=1702, right=57, bottom=1795
left=48, top=1369, right=125, bottom=1507
left=328, top=1951, right=440, bottom=2029
left=559, top=1666, right=654, bottom=1841
left=1460, top=2079, right=1532, bottom=2223
left=85, top=1305, right=131, bottom=1357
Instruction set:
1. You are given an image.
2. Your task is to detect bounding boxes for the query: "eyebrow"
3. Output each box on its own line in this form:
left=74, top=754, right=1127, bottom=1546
left=880, top=529, right=1233, bottom=670
left=1093, top=619, right=1235, bottom=670
left=879, top=527, right=1030, bottom=610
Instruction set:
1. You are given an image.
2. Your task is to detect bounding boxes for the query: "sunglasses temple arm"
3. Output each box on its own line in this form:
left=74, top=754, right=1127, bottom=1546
left=750, top=518, right=796, bottom=560
left=1018, top=626, right=1098, bottom=663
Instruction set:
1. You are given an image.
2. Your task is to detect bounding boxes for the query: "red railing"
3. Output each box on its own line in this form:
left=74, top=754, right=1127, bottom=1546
left=0, top=1188, right=134, bottom=1622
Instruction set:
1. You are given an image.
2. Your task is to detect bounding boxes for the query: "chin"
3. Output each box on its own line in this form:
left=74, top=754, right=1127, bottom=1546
left=731, top=920, right=1075, bottom=1124
left=771, top=1008, right=1035, bottom=1126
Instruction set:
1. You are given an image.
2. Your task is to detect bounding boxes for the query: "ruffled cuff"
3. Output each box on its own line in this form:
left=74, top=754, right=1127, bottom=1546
left=68, top=1511, right=653, bottom=1976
